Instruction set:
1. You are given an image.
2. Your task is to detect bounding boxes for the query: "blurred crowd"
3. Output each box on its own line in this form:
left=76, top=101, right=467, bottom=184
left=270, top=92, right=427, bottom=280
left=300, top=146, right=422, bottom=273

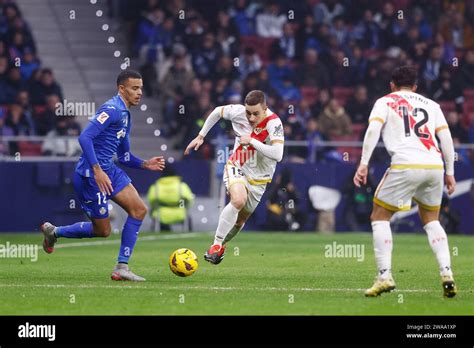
left=0, top=0, right=80, bottom=156
left=113, top=0, right=474, bottom=163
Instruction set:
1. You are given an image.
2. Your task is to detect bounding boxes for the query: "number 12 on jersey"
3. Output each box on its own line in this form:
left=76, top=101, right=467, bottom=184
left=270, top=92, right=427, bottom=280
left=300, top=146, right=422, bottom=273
left=399, top=106, right=429, bottom=139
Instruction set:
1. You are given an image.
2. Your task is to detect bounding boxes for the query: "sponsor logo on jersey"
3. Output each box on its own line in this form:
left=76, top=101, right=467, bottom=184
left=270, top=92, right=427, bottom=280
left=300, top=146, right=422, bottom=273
left=273, top=124, right=283, bottom=137
left=96, top=112, right=110, bottom=124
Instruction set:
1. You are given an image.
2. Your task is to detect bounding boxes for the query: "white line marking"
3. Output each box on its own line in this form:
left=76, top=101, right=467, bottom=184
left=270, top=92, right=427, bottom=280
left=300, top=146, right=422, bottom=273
left=0, top=283, right=451, bottom=293
left=55, top=233, right=204, bottom=249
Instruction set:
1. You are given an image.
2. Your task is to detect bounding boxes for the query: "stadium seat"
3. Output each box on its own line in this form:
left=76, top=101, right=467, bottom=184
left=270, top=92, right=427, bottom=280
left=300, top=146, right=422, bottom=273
left=438, top=101, right=456, bottom=112
left=332, top=134, right=362, bottom=163
left=352, top=123, right=366, bottom=140
left=332, top=87, right=353, bottom=106
left=463, top=88, right=474, bottom=99
left=240, top=35, right=278, bottom=64
left=300, top=86, right=319, bottom=106
left=18, top=141, right=42, bottom=156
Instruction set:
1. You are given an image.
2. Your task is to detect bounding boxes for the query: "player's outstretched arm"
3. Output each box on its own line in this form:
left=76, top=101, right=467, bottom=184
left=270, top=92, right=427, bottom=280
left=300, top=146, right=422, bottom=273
left=437, top=128, right=456, bottom=195
left=117, top=133, right=165, bottom=171
left=184, top=106, right=223, bottom=155
left=354, top=120, right=383, bottom=187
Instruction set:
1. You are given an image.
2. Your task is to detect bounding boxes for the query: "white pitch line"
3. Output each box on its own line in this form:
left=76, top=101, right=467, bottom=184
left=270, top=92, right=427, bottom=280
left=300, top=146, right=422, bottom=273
left=0, top=283, right=448, bottom=293
left=55, top=233, right=203, bottom=249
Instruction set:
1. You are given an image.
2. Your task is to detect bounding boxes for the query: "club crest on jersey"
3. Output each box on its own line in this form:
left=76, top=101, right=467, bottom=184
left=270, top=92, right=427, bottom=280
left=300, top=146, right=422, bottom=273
left=116, top=129, right=126, bottom=139
left=96, top=112, right=109, bottom=124
left=254, top=127, right=263, bottom=134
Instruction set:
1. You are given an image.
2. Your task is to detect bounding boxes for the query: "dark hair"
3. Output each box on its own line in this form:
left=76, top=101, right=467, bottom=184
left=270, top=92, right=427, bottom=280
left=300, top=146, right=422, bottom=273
left=117, top=69, right=142, bottom=86
left=244, top=90, right=266, bottom=106
left=391, top=65, right=417, bottom=87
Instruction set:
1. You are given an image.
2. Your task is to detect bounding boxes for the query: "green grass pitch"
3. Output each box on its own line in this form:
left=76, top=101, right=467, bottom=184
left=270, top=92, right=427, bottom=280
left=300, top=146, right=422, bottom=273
left=0, top=231, right=472, bottom=315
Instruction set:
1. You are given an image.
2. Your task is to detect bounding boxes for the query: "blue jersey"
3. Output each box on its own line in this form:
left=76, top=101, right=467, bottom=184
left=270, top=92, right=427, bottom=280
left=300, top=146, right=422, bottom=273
left=76, top=95, right=132, bottom=177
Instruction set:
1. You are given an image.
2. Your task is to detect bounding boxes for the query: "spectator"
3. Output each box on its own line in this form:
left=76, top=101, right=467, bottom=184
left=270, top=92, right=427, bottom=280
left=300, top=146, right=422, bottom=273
left=147, top=165, right=195, bottom=231
left=295, top=48, right=330, bottom=88
left=19, top=48, right=39, bottom=80
left=342, top=168, right=375, bottom=232
left=228, top=0, right=255, bottom=36
left=4, top=66, right=27, bottom=102
left=345, top=85, right=371, bottom=124
left=42, top=117, right=81, bottom=156
left=420, top=45, right=446, bottom=94
left=183, top=16, right=205, bottom=52
left=311, top=88, right=331, bottom=117
left=318, top=99, right=352, bottom=138
left=192, top=32, right=221, bottom=79
left=410, top=7, right=433, bottom=41
left=272, top=22, right=296, bottom=59
left=431, top=68, right=460, bottom=102
left=214, top=55, right=239, bottom=82
left=265, top=167, right=304, bottom=231
left=330, top=16, right=349, bottom=48
left=306, top=117, right=327, bottom=163
left=255, top=2, right=287, bottom=38
left=455, top=48, right=474, bottom=90
left=160, top=52, right=195, bottom=135
left=274, top=74, right=301, bottom=102
left=313, top=0, right=344, bottom=25
left=351, top=9, right=381, bottom=49
left=5, top=103, right=31, bottom=155
left=267, top=53, right=293, bottom=87
left=15, top=89, right=35, bottom=134
left=0, top=110, right=14, bottom=155
left=238, top=47, right=262, bottom=79
left=399, top=25, right=428, bottom=65
left=446, top=111, right=469, bottom=144
left=296, top=14, right=318, bottom=59
left=30, top=68, right=63, bottom=105
left=34, top=94, right=59, bottom=136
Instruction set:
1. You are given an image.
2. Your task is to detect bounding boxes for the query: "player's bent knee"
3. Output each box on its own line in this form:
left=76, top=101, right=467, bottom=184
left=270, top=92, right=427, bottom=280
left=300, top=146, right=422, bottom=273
left=130, top=204, right=147, bottom=220
left=231, top=196, right=246, bottom=211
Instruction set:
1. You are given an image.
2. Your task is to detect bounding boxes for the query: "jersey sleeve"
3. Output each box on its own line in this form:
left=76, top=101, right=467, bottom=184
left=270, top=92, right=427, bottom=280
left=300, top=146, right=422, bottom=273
left=368, top=98, right=388, bottom=124
left=90, top=105, right=120, bottom=131
left=221, top=104, right=245, bottom=121
left=267, top=117, right=285, bottom=144
left=434, top=104, right=449, bottom=134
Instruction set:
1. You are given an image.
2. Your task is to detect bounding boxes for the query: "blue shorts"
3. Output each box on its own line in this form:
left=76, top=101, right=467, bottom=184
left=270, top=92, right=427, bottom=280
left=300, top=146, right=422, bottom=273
left=73, top=165, right=131, bottom=219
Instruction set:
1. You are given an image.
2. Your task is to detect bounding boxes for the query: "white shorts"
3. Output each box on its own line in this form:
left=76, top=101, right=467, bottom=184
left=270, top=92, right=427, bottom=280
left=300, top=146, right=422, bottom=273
left=223, top=162, right=267, bottom=214
left=374, top=167, right=444, bottom=212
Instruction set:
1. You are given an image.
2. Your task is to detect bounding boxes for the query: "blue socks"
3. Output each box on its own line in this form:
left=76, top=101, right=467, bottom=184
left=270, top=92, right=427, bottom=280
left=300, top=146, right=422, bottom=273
left=56, top=222, right=94, bottom=238
left=55, top=217, right=143, bottom=264
left=117, top=216, right=143, bottom=264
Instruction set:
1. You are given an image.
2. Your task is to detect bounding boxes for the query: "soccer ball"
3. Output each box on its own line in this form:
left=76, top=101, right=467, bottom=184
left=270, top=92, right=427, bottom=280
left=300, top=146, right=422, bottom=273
left=169, top=248, right=198, bottom=277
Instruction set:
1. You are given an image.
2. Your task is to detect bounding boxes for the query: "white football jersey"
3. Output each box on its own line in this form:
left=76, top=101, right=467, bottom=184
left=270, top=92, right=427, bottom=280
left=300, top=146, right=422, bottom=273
left=220, top=104, right=284, bottom=184
left=369, top=91, right=449, bottom=167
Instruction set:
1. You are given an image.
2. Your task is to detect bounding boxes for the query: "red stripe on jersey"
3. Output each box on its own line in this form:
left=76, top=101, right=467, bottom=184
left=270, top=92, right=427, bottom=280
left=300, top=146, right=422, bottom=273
left=385, top=93, right=440, bottom=153
left=229, top=113, right=279, bottom=166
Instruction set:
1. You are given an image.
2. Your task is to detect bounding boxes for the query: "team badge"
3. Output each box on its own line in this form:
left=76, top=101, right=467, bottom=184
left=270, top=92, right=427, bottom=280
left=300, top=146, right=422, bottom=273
left=254, top=127, right=263, bottom=134
left=99, top=207, right=106, bottom=215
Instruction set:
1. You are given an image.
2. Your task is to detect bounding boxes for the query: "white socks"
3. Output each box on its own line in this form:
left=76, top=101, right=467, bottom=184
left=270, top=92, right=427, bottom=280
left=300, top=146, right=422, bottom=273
left=213, top=203, right=240, bottom=246
left=223, top=224, right=245, bottom=245
left=371, top=221, right=393, bottom=279
left=423, top=221, right=453, bottom=277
